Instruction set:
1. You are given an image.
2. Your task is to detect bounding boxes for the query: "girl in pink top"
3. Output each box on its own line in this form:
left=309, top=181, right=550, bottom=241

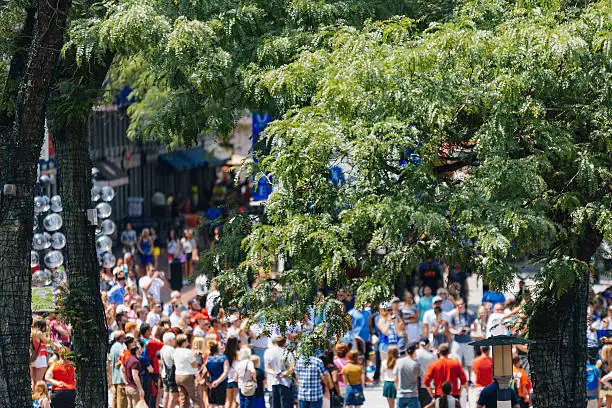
left=333, top=343, right=350, bottom=397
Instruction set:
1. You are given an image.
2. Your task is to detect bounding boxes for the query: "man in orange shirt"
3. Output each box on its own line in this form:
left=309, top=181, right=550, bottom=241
left=512, top=355, right=532, bottom=408
left=473, top=346, right=493, bottom=396
left=424, top=343, right=467, bottom=399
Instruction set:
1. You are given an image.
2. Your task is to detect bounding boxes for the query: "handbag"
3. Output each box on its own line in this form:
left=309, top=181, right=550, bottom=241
left=239, top=361, right=256, bottom=397
left=29, top=340, right=41, bottom=363
left=331, top=394, right=344, bottom=408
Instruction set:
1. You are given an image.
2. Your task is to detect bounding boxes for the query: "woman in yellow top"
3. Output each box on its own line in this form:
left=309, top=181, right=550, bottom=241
left=341, top=350, right=365, bottom=408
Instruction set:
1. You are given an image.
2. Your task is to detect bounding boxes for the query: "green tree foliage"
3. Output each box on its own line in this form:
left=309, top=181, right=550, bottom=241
left=212, top=0, right=611, bottom=352
left=68, top=0, right=440, bottom=145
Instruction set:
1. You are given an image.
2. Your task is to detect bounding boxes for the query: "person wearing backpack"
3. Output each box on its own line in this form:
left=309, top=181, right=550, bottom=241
left=587, top=358, right=601, bottom=408
left=160, top=332, right=178, bottom=408
left=236, top=347, right=257, bottom=408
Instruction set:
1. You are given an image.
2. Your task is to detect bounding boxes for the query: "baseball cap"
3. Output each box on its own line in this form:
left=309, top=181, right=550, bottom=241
left=193, top=313, right=209, bottom=322
left=432, top=296, right=443, bottom=303
left=406, top=342, right=418, bottom=354
left=391, top=296, right=400, bottom=303
left=229, top=314, right=239, bottom=324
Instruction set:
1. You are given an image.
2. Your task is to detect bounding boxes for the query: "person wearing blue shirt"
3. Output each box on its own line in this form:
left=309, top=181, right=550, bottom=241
left=477, top=378, right=520, bottom=408
left=108, top=272, right=127, bottom=304
left=295, top=356, right=331, bottom=408
left=417, top=286, right=434, bottom=322
left=349, top=307, right=371, bottom=343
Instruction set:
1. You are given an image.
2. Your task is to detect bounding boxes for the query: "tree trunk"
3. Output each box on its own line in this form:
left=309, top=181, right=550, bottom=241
left=0, top=0, right=71, bottom=406
left=53, top=124, right=109, bottom=408
left=529, top=233, right=602, bottom=408
left=529, top=271, right=588, bottom=408
left=49, top=51, right=114, bottom=408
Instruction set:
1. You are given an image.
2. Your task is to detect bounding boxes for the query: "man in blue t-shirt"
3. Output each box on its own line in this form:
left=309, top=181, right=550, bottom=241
left=477, top=378, right=521, bottom=408
left=108, top=272, right=127, bottom=304
left=450, top=299, right=476, bottom=381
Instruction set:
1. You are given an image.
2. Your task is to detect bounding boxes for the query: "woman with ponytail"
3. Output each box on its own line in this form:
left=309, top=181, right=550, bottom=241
left=426, top=382, right=460, bottom=408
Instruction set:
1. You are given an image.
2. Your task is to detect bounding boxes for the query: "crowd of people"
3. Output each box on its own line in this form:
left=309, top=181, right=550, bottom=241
left=31, top=208, right=612, bottom=408
left=94, top=251, right=536, bottom=408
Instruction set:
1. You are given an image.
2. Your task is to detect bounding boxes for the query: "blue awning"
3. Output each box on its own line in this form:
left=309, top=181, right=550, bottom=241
left=159, top=147, right=226, bottom=171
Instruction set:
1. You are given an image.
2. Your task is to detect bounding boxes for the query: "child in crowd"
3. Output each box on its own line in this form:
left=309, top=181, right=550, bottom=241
left=32, top=380, right=51, bottom=408
left=250, top=355, right=266, bottom=408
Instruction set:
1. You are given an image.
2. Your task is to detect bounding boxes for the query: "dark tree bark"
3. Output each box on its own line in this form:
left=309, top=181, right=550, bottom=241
left=0, top=0, right=71, bottom=406
left=529, top=231, right=603, bottom=408
left=49, top=51, right=114, bottom=408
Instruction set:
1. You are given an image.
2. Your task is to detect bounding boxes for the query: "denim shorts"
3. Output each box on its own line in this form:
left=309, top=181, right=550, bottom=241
left=397, top=396, right=419, bottom=408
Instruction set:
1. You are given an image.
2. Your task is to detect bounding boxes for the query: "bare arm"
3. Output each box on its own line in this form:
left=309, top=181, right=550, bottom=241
left=322, top=373, right=333, bottom=390
left=132, top=368, right=145, bottom=397
left=45, top=365, right=65, bottom=389
left=53, top=324, right=70, bottom=338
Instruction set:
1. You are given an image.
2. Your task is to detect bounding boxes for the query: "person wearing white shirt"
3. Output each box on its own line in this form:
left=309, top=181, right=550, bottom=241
left=173, top=334, right=201, bottom=408
left=170, top=303, right=183, bottom=328
left=139, top=264, right=165, bottom=306
left=206, top=282, right=220, bottom=317
left=422, top=297, right=451, bottom=341
left=485, top=303, right=508, bottom=337
left=235, top=348, right=257, bottom=406
left=264, top=335, right=293, bottom=408
left=146, top=303, right=162, bottom=327
left=160, top=332, right=178, bottom=408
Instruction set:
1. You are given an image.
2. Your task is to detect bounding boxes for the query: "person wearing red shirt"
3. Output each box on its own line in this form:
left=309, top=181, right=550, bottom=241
left=473, top=346, right=494, bottom=393
left=45, top=346, right=76, bottom=408
left=424, top=343, right=467, bottom=399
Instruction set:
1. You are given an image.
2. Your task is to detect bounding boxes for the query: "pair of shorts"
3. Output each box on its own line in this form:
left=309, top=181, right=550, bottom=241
left=452, top=341, right=474, bottom=367
left=345, top=384, right=364, bottom=406
left=31, top=355, right=48, bottom=368
left=186, top=253, right=193, bottom=262
left=163, top=377, right=178, bottom=393
left=208, top=382, right=227, bottom=405
left=382, top=381, right=396, bottom=398
left=227, top=381, right=238, bottom=389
